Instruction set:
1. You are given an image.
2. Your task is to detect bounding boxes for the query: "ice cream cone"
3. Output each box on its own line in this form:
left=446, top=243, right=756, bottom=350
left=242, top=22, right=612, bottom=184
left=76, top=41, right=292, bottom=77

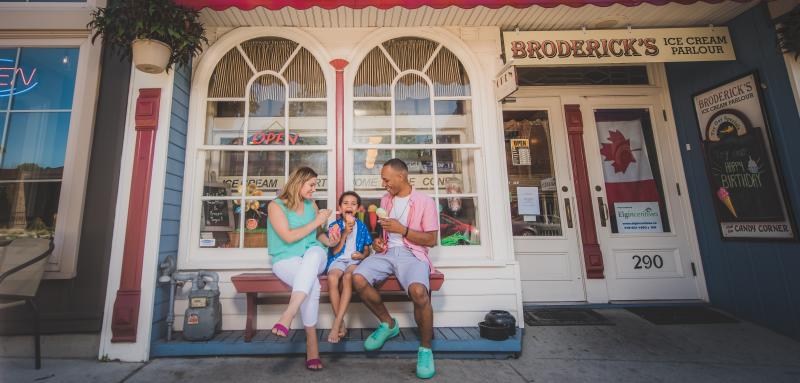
left=716, top=187, right=738, bottom=218
left=328, top=224, right=341, bottom=239
left=721, top=196, right=737, bottom=218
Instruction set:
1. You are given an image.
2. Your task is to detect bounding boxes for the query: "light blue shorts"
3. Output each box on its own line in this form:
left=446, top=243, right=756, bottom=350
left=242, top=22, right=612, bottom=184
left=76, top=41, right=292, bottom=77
left=328, top=257, right=361, bottom=273
left=353, top=246, right=430, bottom=294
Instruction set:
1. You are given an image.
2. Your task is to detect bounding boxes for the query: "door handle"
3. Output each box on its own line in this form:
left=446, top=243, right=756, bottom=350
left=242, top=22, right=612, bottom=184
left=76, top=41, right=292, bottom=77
left=564, top=198, right=573, bottom=229
left=597, top=196, right=608, bottom=227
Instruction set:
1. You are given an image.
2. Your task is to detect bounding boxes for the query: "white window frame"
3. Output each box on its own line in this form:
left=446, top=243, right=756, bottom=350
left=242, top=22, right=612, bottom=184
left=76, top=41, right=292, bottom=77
left=347, top=35, right=492, bottom=265
left=179, top=28, right=335, bottom=270
left=0, top=34, right=103, bottom=279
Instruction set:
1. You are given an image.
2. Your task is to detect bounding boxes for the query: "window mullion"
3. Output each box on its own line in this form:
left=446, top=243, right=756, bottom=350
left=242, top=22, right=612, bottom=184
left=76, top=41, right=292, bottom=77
left=279, top=45, right=303, bottom=76
left=240, top=150, right=249, bottom=249
left=390, top=80, right=396, bottom=146
left=421, top=44, right=443, bottom=74
left=236, top=44, right=258, bottom=76
left=429, top=88, right=436, bottom=144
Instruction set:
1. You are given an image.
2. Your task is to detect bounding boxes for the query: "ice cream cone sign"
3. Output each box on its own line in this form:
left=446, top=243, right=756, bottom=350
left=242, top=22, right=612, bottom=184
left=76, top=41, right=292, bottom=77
left=717, top=187, right=737, bottom=218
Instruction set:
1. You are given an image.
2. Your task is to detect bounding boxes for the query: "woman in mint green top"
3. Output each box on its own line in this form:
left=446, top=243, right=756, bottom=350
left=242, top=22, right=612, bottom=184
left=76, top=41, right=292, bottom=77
left=266, top=167, right=340, bottom=371
left=267, top=198, right=324, bottom=263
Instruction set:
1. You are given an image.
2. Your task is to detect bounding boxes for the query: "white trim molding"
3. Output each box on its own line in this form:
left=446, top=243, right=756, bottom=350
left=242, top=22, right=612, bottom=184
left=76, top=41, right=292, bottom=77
left=98, top=67, right=176, bottom=362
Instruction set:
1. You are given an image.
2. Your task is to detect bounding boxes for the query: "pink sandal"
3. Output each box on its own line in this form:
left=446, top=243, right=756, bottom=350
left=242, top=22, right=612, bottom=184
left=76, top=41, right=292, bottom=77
left=305, top=358, right=323, bottom=370
left=271, top=323, right=289, bottom=337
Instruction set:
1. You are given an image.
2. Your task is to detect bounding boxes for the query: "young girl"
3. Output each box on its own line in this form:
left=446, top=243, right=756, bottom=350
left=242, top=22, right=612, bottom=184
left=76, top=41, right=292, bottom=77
left=326, top=191, right=372, bottom=343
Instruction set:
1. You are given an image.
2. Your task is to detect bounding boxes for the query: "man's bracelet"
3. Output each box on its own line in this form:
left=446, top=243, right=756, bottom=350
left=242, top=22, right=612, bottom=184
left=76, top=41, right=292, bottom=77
left=403, top=226, right=409, bottom=237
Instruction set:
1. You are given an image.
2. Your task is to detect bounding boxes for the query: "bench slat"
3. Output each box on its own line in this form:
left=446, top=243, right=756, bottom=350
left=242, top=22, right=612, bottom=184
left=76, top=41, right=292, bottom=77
left=232, top=272, right=444, bottom=294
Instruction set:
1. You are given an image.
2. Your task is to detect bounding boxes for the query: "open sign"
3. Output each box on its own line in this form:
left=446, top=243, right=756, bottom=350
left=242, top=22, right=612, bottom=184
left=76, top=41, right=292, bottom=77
left=0, top=59, right=38, bottom=98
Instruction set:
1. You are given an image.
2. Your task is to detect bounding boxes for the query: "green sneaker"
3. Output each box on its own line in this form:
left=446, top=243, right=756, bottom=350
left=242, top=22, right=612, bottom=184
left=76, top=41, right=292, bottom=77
left=364, top=318, right=399, bottom=351
left=416, top=346, right=435, bottom=379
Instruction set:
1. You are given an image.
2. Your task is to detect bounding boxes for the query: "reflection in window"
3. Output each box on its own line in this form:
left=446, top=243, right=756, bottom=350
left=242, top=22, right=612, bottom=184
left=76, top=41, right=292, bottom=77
left=201, top=37, right=329, bottom=249
left=0, top=47, right=78, bottom=240
left=352, top=37, right=480, bottom=247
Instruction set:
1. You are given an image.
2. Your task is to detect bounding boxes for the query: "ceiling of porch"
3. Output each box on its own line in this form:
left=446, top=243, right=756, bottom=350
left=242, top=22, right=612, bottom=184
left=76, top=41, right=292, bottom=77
left=198, top=1, right=758, bottom=30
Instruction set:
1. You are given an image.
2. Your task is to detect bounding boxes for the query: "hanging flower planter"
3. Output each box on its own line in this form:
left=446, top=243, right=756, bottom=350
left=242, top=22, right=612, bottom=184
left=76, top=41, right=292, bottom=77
left=132, top=39, right=172, bottom=74
left=776, top=6, right=800, bottom=61
left=88, top=0, right=207, bottom=73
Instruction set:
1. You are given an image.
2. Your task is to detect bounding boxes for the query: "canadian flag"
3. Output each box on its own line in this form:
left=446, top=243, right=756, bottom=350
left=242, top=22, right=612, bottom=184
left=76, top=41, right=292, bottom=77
left=596, top=117, right=660, bottom=210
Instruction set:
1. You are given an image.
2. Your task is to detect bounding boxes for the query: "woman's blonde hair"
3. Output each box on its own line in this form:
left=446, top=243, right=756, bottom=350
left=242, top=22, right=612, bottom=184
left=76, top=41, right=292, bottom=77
left=279, top=167, right=318, bottom=210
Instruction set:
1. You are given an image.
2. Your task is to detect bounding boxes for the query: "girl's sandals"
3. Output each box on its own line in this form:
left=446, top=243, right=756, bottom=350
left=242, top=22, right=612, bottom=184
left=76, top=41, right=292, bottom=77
left=305, top=358, right=323, bottom=371
left=271, top=323, right=289, bottom=337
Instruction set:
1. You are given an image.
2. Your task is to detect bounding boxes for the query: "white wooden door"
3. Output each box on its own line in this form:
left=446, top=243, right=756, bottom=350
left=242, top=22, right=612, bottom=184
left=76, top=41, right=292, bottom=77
left=503, top=97, right=586, bottom=302
left=580, top=95, right=703, bottom=300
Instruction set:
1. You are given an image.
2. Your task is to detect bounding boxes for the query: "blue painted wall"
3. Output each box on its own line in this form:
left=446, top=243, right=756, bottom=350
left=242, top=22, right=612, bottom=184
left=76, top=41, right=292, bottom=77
left=151, top=64, right=191, bottom=344
left=666, top=3, right=800, bottom=341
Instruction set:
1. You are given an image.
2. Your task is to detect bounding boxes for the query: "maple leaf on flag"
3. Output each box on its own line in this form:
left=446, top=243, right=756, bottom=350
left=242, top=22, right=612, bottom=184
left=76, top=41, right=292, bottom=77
left=599, top=130, right=636, bottom=173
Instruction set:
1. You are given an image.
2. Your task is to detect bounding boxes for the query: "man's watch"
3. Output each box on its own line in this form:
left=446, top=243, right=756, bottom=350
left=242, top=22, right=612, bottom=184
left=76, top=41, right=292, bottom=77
left=403, top=226, right=409, bottom=237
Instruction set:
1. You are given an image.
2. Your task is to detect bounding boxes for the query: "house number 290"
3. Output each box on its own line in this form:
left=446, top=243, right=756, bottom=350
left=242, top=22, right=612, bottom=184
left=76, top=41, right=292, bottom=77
left=633, top=255, right=664, bottom=270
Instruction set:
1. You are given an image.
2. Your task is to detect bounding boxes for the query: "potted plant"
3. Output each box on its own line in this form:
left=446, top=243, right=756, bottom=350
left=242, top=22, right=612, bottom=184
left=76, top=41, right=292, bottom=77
left=88, top=0, right=208, bottom=74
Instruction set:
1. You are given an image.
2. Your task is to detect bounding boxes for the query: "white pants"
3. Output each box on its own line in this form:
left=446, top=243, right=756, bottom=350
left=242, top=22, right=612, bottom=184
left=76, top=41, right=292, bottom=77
left=271, top=246, right=327, bottom=327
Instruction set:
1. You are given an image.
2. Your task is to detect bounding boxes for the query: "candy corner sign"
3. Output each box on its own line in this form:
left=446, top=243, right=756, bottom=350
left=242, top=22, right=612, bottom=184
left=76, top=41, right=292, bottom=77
left=0, top=59, right=38, bottom=98
left=502, top=27, right=735, bottom=65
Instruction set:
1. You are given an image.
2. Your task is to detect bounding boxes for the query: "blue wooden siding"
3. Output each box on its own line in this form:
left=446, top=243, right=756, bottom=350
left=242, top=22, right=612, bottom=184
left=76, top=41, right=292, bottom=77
left=151, top=64, right=191, bottom=344
left=666, top=3, right=800, bottom=340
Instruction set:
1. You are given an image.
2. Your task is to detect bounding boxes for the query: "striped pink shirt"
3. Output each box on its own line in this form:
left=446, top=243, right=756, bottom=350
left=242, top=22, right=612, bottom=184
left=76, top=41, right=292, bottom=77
left=380, top=189, right=439, bottom=271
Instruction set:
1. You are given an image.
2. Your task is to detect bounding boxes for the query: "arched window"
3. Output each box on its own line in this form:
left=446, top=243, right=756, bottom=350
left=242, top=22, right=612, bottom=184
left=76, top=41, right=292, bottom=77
left=199, top=37, right=329, bottom=251
left=350, top=37, right=482, bottom=249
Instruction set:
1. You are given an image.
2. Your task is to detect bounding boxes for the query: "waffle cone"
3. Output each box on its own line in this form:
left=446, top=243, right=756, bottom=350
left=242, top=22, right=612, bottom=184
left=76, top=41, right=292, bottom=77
left=721, top=196, right=737, bottom=218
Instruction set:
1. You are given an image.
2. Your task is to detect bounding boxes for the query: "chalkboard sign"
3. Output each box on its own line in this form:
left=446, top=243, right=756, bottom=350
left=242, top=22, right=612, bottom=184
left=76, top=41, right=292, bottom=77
left=203, top=183, right=235, bottom=231
left=693, top=72, right=795, bottom=239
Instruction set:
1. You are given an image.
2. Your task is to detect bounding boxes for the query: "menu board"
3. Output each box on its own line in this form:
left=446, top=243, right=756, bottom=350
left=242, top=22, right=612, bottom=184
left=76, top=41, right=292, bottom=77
left=203, top=183, right=235, bottom=231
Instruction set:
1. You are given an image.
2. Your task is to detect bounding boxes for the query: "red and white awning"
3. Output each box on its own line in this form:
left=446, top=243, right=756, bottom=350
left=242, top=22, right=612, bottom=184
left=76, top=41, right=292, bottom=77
left=175, top=0, right=747, bottom=11
left=175, top=0, right=757, bottom=29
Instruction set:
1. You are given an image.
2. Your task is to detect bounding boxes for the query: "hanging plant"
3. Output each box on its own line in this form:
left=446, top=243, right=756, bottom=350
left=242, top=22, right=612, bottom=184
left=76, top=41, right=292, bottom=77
left=776, top=5, right=800, bottom=61
left=87, top=0, right=208, bottom=73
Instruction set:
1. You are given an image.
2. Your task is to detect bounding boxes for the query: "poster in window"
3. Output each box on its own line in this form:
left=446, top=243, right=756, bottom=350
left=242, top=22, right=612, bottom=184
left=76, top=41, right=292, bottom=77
left=202, top=183, right=235, bottom=231
left=511, top=139, right=531, bottom=166
left=517, top=186, right=540, bottom=215
left=693, top=72, right=795, bottom=239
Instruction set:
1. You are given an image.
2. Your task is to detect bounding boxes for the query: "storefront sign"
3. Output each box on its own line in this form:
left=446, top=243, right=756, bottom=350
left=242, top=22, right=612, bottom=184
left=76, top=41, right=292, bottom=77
left=693, top=72, right=795, bottom=239
left=517, top=186, right=540, bottom=215
left=503, top=27, right=735, bottom=65
left=218, top=174, right=464, bottom=195
left=0, top=59, right=38, bottom=97
left=615, top=202, right=663, bottom=233
left=540, top=177, right=556, bottom=192
left=495, top=63, right=517, bottom=101
left=248, top=131, right=300, bottom=145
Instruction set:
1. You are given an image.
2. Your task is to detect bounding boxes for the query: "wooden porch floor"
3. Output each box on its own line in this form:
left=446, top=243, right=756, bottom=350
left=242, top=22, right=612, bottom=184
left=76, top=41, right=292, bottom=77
left=150, top=327, right=521, bottom=358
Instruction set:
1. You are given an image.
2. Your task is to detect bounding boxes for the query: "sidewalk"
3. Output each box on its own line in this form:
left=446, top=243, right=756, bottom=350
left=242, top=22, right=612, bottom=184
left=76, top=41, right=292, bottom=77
left=3, top=309, right=800, bottom=382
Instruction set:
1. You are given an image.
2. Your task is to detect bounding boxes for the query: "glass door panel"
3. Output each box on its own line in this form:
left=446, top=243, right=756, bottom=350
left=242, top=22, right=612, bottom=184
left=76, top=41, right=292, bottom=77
left=593, top=109, right=671, bottom=234
left=503, top=110, right=563, bottom=237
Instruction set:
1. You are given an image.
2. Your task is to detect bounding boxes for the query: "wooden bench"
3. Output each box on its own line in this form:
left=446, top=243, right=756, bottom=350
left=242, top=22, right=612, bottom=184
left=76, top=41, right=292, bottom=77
left=231, top=272, right=445, bottom=342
